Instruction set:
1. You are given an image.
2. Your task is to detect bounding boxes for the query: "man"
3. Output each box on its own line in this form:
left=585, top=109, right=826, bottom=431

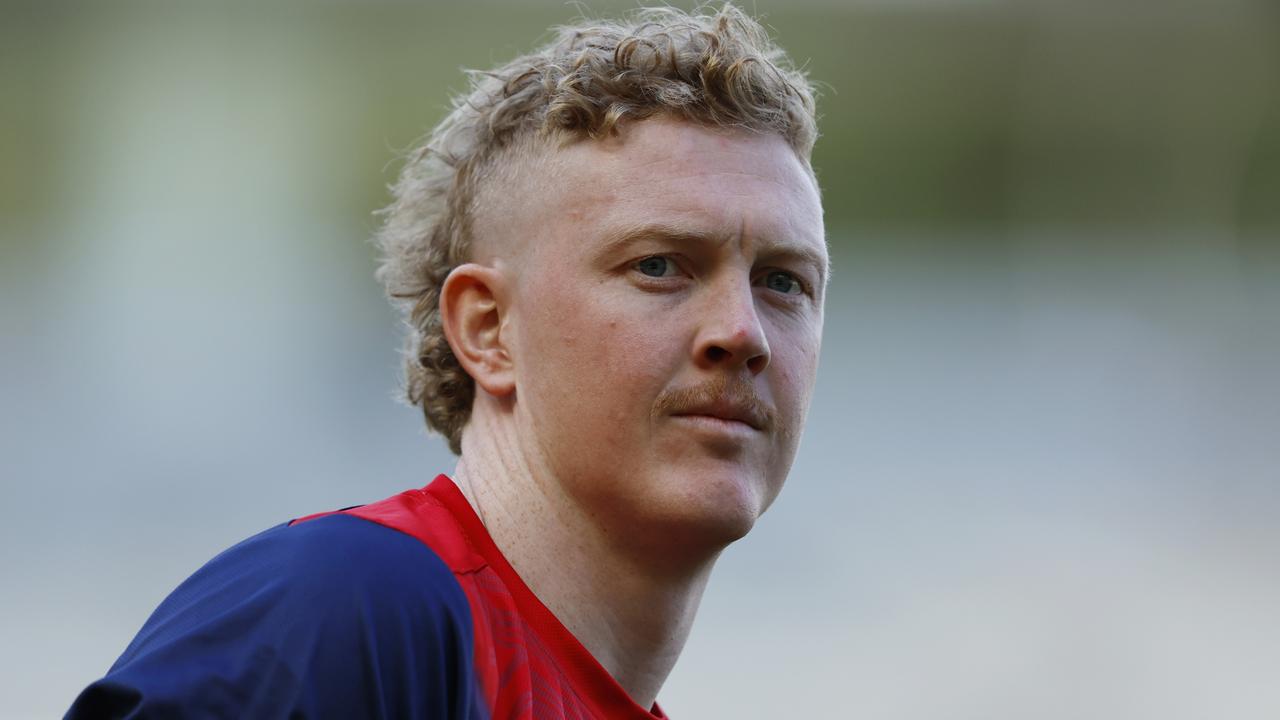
left=67, top=4, right=826, bottom=718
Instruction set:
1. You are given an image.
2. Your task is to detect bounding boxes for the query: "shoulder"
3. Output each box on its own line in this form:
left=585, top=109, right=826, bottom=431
left=150, top=513, right=476, bottom=666
left=68, top=514, right=483, bottom=719
left=247, top=512, right=464, bottom=602
left=160, top=512, right=471, bottom=635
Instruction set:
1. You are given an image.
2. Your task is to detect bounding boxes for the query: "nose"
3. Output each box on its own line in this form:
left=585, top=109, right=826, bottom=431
left=694, top=277, right=770, bottom=375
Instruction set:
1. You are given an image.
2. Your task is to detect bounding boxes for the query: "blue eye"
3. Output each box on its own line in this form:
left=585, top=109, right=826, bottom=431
left=763, top=270, right=803, bottom=295
left=636, top=256, right=672, bottom=277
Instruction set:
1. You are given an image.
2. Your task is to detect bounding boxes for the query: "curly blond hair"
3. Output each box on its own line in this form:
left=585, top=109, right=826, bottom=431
left=374, top=3, right=819, bottom=455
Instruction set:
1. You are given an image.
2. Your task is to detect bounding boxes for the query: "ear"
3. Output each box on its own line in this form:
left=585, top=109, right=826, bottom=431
left=439, top=263, right=516, bottom=398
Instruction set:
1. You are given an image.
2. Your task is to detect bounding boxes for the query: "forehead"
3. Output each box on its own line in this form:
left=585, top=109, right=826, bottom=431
left=479, top=118, right=826, bottom=274
left=561, top=119, right=822, bottom=241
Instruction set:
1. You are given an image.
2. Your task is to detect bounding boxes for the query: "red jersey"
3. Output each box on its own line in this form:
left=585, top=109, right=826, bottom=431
left=295, top=474, right=669, bottom=720
left=67, top=475, right=669, bottom=719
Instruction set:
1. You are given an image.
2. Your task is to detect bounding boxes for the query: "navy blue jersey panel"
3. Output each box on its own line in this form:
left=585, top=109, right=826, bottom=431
left=66, top=514, right=488, bottom=720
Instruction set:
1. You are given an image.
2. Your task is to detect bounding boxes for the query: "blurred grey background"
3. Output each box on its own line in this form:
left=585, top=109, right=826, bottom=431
left=2, top=0, right=1278, bottom=718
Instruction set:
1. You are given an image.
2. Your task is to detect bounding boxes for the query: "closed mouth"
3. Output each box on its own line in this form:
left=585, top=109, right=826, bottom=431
left=672, top=409, right=763, bottom=431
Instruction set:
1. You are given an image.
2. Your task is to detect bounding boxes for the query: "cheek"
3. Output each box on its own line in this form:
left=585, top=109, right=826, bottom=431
left=520, top=281, right=674, bottom=428
left=769, top=330, right=822, bottom=423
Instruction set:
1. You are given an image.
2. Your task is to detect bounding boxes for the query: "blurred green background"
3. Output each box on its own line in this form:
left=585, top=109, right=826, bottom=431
left=4, top=0, right=1278, bottom=236
left=2, top=1, right=1277, bottom=718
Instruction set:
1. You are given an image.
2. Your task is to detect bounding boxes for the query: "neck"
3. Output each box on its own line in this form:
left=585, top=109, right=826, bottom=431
left=451, top=413, right=720, bottom=710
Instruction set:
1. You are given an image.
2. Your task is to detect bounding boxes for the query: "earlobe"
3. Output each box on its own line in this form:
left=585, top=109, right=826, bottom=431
left=439, top=263, right=516, bottom=397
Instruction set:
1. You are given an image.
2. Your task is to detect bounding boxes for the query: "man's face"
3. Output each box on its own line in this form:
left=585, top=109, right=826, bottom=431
left=490, top=117, right=826, bottom=554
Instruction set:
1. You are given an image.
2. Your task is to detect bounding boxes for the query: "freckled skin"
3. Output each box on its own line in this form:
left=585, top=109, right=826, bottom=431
left=497, top=118, right=826, bottom=562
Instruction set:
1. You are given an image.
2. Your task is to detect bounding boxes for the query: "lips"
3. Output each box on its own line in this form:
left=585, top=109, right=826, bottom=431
left=672, top=400, right=767, bottom=431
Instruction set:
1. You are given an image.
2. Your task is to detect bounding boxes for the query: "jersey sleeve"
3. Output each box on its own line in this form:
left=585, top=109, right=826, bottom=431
left=65, top=513, right=487, bottom=720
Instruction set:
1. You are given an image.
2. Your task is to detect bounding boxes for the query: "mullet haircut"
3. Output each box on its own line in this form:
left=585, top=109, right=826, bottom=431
left=374, top=3, right=819, bottom=454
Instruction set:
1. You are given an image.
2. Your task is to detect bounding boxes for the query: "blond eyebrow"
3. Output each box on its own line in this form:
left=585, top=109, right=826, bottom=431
left=594, top=221, right=829, bottom=287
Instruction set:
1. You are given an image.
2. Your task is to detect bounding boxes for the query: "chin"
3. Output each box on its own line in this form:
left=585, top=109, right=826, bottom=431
left=639, top=460, right=775, bottom=551
left=566, top=450, right=783, bottom=566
